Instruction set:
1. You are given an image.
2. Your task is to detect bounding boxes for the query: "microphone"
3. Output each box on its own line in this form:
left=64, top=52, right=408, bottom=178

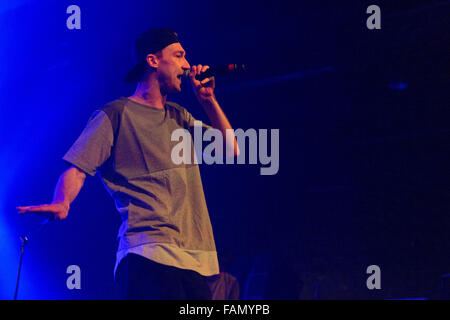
left=184, top=64, right=245, bottom=81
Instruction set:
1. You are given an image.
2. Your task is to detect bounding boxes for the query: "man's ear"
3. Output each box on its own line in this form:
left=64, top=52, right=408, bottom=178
left=146, top=54, right=159, bottom=68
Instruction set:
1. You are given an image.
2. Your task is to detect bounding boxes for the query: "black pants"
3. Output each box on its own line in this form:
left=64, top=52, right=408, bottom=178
left=116, top=253, right=212, bottom=300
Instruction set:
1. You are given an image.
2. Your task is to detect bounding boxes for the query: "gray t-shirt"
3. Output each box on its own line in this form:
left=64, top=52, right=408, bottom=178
left=63, top=97, right=219, bottom=276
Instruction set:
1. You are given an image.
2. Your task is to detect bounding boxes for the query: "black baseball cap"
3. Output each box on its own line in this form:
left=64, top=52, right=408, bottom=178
left=124, top=27, right=180, bottom=83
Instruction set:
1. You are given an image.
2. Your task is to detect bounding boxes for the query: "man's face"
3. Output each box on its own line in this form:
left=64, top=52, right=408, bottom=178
left=156, top=43, right=190, bottom=93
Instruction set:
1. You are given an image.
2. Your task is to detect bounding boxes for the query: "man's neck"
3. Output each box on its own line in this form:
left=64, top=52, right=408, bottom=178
left=129, top=80, right=166, bottom=109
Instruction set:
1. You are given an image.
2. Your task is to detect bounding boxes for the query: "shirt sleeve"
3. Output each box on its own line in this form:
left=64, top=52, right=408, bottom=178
left=184, top=108, right=213, bottom=132
left=62, top=110, right=114, bottom=176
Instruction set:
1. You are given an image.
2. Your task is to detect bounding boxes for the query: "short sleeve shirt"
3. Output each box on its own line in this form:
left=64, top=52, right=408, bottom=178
left=63, top=97, right=219, bottom=276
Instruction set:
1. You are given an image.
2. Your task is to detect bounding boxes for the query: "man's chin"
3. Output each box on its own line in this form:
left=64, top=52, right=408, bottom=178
left=173, top=84, right=182, bottom=93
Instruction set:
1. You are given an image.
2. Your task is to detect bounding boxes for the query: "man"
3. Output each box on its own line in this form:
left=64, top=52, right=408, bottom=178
left=17, top=27, right=239, bottom=299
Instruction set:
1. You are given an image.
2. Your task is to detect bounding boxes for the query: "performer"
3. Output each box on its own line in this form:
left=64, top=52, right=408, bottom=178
left=17, top=27, right=239, bottom=299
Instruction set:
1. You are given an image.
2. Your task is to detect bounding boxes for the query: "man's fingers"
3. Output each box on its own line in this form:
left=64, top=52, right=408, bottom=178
left=189, top=66, right=198, bottom=80
left=24, top=205, right=46, bottom=211
left=17, top=204, right=53, bottom=214
left=195, top=65, right=209, bottom=75
left=193, top=64, right=208, bottom=77
left=201, top=76, right=215, bottom=88
left=200, top=78, right=211, bottom=85
left=17, top=206, right=34, bottom=214
left=190, top=65, right=210, bottom=78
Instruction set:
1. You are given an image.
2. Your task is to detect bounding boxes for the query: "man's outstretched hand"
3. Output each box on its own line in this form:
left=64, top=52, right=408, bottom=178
left=16, top=203, right=69, bottom=220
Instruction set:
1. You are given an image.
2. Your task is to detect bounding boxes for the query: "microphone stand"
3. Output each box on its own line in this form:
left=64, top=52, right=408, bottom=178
left=14, top=235, right=28, bottom=300
left=14, top=217, right=53, bottom=300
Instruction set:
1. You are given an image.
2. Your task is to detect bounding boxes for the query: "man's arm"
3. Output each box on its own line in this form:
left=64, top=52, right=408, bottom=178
left=190, top=64, right=240, bottom=157
left=17, top=165, right=86, bottom=220
left=201, top=97, right=240, bottom=157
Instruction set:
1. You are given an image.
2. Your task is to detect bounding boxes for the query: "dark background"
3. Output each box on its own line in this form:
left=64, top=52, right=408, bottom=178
left=0, top=0, right=449, bottom=299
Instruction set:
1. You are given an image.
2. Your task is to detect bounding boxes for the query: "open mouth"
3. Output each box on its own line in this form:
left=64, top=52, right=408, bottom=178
left=177, top=70, right=188, bottom=80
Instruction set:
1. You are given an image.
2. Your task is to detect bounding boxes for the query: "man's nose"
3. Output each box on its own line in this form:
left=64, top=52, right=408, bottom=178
left=184, top=59, right=191, bottom=71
